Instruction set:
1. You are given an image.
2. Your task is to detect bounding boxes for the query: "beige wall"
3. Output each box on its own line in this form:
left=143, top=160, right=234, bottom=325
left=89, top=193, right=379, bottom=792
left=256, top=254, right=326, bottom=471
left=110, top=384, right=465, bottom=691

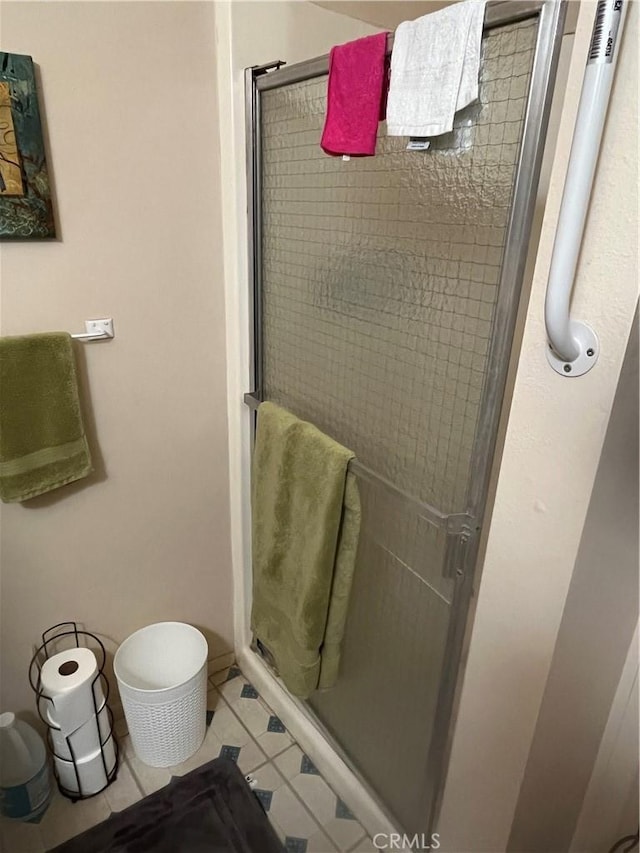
left=0, top=2, right=233, bottom=715
left=312, top=1, right=451, bottom=28
left=313, top=2, right=580, bottom=33
left=508, top=312, right=639, bottom=852
left=571, top=620, right=639, bottom=851
left=438, top=2, right=639, bottom=849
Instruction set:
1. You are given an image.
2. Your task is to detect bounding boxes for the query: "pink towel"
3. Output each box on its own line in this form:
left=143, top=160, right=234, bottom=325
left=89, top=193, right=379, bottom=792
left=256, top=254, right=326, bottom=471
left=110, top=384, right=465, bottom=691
left=321, top=32, right=389, bottom=157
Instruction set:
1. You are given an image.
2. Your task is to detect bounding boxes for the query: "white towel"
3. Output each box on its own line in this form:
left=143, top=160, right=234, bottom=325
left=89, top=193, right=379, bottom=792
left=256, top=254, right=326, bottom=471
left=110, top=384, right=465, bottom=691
left=387, top=0, right=487, bottom=138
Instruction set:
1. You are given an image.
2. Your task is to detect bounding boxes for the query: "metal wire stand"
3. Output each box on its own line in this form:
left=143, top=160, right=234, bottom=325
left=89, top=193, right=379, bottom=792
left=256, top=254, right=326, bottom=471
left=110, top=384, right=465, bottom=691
left=28, top=622, right=119, bottom=802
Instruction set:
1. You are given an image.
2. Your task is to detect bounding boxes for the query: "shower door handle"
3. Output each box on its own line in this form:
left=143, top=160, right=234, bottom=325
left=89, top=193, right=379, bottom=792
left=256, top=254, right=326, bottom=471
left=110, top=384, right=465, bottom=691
left=244, top=391, right=262, bottom=410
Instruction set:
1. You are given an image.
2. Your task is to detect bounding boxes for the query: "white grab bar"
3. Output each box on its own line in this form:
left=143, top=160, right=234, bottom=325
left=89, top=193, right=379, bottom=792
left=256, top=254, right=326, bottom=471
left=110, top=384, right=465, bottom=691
left=545, top=0, right=628, bottom=377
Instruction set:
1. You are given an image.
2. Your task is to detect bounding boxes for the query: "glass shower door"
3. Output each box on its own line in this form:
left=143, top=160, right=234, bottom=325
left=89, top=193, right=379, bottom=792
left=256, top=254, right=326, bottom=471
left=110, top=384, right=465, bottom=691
left=247, top=1, right=564, bottom=835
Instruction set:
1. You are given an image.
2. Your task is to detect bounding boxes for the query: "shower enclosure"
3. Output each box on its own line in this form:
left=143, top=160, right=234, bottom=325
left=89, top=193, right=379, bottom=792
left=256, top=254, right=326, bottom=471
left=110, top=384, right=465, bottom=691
left=244, top=0, right=566, bottom=834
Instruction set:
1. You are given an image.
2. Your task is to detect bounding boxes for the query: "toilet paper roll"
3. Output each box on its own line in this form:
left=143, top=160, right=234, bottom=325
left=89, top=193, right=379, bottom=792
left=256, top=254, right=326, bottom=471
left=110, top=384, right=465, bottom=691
left=47, top=703, right=110, bottom=763
left=41, top=648, right=104, bottom=737
left=54, top=735, right=116, bottom=796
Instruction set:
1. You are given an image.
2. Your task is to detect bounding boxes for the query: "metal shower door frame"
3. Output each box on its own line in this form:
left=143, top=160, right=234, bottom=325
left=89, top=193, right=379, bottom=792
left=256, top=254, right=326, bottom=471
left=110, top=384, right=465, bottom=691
left=244, top=0, right=566, bottom=831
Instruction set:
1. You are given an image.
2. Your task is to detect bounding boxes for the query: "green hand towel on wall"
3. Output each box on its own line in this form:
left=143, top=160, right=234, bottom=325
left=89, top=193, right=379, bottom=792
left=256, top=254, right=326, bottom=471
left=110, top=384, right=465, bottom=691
left=0, top=333, right=92, bottom=502
left=251, top=401, right=361, bottom=699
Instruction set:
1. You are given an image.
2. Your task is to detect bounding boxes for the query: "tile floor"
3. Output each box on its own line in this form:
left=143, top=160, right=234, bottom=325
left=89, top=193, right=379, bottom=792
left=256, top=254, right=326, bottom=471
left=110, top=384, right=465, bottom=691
left=0, top=664, right=376, bottom=853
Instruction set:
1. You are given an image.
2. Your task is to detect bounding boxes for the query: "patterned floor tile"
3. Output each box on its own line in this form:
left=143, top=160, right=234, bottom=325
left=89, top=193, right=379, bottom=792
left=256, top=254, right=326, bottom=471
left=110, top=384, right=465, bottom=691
left=204, top=697, right=268, bottom=773
left=121, top=735, right=172, bottom=797
left=257, top=726, right=294, bottom=758
left=209, top=660, right=241, bottom=682
left=221, top=664, right=243, bottom=682
left=234, top=739, right=267, bottom=774
left=289, top=766, right=366, bottom=851
left=335, top=798, right=356, bottom=820
left=35, top=662, right=370, bottom=853
left=231, top=694, right=271, bottom=737
left=0, top=817, right=45, bottom=853
left=322, top=816, right=365, bottom=851
left=284, top=837, right=308, bottom=852
left=274, top=744, right=305, bottom=780
left=291, top=771, right=338, bottom=826
left=217, top=675, right=252, bottom=703
left=306, top=828, right=338, bottom=852
left=37, top=788, right=111, bottom=850
left=220, top=745, right=241, bottom=763
left=268, top=714, right=287, bottom=733
left=207, top=653, right=236, bottom=682
left=268, top=816, right=287, bottom=844
left=223, top=681, right=294, bottom=758
left=301, top=754, right=320, bottom=775
left=269, top=784, right=322, bottom=840
left=209, top=703, right=253, bottom=746
left=350, top=838, right=378, bottom=852
left=246, top=761, right=286, bottom=809
left=255, top=788, right=273, bottom=812
left=169, top=726, right=224, bottom=777
left=252, top=706, right=293, bottom=757
left=247, top=762, right=286, bottom=824
left=250, top=700, right=293, bottom=758
left=103, top=758, right=143, bottom=812
left=207, top=685, right=224, bottom=709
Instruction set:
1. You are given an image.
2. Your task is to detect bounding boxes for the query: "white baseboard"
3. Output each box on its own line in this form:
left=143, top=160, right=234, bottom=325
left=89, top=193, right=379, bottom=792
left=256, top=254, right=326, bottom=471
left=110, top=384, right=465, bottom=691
left=236, top=644, right=399, bottom=841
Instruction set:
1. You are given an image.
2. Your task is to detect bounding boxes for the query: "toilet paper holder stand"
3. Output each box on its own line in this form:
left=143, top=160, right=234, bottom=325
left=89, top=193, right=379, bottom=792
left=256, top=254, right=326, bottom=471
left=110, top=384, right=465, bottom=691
left=29, top=621, right=120, bottom=801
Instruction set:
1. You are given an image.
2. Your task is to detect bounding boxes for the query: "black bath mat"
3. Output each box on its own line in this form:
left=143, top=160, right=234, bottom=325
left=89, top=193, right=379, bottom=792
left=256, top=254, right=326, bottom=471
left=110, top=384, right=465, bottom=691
left=50, top=757, right=283, bottom=853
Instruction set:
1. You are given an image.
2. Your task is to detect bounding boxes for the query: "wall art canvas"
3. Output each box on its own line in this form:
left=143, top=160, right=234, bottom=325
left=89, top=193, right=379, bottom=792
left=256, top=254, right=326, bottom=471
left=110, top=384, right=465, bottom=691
left=0, top=52, right=55, bottom=238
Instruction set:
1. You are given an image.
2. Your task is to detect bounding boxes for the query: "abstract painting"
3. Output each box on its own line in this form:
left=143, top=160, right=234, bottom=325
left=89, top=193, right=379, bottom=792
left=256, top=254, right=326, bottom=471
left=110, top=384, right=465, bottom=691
left=0, top=52, right=55, bottom=238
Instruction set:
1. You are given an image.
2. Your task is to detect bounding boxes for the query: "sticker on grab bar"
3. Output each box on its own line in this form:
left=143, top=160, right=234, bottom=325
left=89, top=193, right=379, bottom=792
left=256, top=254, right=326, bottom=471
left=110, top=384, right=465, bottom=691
left=588, top=0, right=623, bottom=65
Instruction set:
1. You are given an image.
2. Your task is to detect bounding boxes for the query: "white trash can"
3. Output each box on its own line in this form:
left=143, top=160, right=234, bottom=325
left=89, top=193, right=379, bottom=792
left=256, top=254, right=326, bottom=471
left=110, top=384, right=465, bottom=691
left=113, top=622, right=208, bottom=767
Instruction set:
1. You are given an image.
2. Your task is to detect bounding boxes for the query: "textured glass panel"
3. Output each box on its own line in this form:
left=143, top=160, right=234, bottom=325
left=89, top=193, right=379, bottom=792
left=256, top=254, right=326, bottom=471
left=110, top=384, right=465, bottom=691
left=311, top=476, right=451, bottom=833
left=258, top=18, right=538, bottom=833
left=261, top=18, right=536, bottom=513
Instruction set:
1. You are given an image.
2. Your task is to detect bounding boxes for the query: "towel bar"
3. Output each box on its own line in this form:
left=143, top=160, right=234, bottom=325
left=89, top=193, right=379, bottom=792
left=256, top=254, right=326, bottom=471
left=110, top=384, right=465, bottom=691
left=243, top=391, right=477, bottom=539
left=71, top=319, right=114, bottom=342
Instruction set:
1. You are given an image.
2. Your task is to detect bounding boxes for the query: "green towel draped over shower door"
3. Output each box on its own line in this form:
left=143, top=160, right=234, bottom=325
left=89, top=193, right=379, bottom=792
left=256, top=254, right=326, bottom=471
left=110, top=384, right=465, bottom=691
left=0, top=332, right=92, bottom=502
left=251, top=401, right=361, bottom=699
